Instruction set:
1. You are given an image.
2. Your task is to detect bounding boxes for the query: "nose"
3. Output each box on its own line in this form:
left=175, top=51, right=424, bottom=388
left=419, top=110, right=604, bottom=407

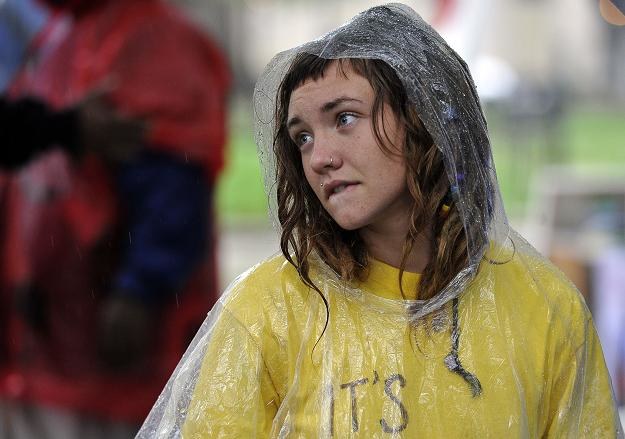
left=308, top=133, right=341, bottom=173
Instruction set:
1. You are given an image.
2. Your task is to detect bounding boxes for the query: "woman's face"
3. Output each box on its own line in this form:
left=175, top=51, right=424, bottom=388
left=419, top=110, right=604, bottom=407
left=287, top=61, right=412, bottom=234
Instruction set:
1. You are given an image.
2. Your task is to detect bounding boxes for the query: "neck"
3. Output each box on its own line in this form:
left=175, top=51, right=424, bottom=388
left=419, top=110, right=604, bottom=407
left=360, top=223, right=432, bottom=273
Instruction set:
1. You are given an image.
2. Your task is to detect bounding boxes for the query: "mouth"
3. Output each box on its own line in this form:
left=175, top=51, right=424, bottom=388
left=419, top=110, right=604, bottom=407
left=324, top=180, right=359, bottom=199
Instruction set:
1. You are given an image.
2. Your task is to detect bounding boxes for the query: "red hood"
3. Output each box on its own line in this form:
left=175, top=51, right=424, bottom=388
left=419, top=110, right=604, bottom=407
left=20, top=0, right=230, bottom=181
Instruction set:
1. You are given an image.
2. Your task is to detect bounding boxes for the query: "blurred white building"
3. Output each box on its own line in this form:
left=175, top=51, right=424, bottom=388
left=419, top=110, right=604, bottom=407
left=176, top=0, right=621, bottom=101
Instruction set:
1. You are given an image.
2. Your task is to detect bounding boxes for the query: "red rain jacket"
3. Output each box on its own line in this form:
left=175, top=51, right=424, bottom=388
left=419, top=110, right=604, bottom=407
left=0, top=0, right=229, bottom=422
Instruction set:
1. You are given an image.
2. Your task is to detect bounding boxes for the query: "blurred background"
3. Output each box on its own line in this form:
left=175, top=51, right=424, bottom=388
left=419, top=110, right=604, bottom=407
left=1, top=0, right=624, bottom=434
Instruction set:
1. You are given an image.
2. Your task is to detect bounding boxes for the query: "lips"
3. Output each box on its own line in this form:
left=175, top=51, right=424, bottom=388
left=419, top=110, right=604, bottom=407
left=323, top=180, right=359, bottom=199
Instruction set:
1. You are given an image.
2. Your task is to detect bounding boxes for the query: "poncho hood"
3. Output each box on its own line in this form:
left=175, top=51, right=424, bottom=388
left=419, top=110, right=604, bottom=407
left=253, top=3, right=509, bottom=318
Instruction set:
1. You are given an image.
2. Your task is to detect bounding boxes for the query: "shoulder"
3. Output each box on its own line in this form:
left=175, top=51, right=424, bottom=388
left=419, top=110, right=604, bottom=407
left=219, top=253, right=308, bottom=327
left=224, top=253, right=300, bottom=298
left=477, top=239, right=591, bottom=341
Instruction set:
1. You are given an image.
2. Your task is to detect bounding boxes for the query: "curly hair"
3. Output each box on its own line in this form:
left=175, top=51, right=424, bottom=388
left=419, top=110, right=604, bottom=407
left=273, top=53, right=471, bottom=302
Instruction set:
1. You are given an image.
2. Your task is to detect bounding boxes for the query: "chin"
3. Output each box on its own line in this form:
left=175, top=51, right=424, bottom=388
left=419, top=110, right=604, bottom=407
left=336, top=223, right=361, bottom=231
left=330, top=214, right=367, bottom=231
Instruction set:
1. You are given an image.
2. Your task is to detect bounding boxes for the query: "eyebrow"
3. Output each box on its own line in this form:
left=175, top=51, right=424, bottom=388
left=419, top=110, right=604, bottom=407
left=286, top=97, right=363, bottom=130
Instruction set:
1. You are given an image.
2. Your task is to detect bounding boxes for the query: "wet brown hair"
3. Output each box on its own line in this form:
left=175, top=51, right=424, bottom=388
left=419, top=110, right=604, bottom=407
left=274, top=53, right=469, bottom=302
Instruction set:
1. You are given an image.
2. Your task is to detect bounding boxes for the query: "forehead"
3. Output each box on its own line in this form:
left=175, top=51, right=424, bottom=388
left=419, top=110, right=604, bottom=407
left=287, top=62, right=374, bottom=116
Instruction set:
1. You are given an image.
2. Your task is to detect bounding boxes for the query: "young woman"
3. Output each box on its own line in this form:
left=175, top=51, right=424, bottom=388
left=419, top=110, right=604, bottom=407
left=139, top=4, right=622, bottom=437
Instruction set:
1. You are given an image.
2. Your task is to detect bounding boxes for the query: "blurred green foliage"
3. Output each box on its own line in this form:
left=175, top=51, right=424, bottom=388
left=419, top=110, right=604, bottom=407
left=216, top=124, right=268, bottom=222
left=490, top=107, right=625, bottom=217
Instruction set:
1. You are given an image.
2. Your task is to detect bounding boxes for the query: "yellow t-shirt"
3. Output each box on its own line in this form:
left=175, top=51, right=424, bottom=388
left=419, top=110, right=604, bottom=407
left=182, top=251, right=620, bottom=438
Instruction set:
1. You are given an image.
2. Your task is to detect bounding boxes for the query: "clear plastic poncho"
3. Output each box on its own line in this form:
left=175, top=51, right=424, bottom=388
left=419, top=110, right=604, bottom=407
left=138, top=4, right=623, bottom=438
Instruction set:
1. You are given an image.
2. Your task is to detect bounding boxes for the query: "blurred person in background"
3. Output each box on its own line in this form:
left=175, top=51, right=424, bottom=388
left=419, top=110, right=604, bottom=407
left=592, top=209, right=625, bottom=406
left=0, top=0, right=230, bottom=437
left=0, top=0, right=47, bottom=92
left=0, top=92, right=144, bottom=169
left=595, top=245, right=625, bottom=406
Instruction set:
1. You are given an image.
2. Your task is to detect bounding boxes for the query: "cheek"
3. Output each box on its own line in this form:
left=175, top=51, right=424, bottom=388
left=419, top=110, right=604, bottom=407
left=302, top=161, right=323, bottom=199
left=377, top=158, right=408, bottom=195
left=369, top=149, right=405, bottom=178
left=301, top=159, right=313, bottom=186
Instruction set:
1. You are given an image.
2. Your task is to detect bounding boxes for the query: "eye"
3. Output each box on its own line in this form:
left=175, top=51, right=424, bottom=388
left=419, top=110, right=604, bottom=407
left=294, top=132, right=313, bottom=148
left=337, top=112, right=357, bottom=127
